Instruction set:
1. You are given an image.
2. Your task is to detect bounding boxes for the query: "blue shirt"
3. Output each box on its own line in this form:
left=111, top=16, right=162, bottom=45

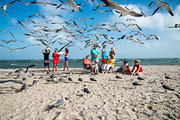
left=91, top=48, right=99, bottom=61
left=102, top=49, right=107, bottom=59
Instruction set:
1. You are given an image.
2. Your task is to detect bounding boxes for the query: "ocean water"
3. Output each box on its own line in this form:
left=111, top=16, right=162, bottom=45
left=0, top=58, right=179, bottom=69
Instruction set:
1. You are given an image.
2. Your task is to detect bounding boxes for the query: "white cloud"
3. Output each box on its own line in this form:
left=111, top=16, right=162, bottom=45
left=108, top=4, right=180, bottom=58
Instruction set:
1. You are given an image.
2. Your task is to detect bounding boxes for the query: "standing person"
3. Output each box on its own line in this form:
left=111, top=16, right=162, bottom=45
left=131, top=60, right=143, bottom=76
left=90, top=44, right=100, bottom=75
left=52, top=49, right=60, bottom=72
left=101, top=45, right=107, bottom=72
left=109, top=47, right=116, bottom=58
left=63, top=48, right=69, bottom=71
left=42, top=48, right=50, bottom=72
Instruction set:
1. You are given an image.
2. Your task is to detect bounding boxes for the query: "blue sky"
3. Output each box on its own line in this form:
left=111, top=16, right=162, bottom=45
left=0, top=0, right=180, bottom=60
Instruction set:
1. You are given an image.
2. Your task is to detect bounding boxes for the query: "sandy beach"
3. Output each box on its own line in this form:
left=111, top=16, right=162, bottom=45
left=0, top=65, right=180, bottom=120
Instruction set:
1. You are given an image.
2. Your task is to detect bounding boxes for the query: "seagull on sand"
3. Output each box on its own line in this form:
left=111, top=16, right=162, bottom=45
left=132, top=81, right=142, bottom=86
left=20, top=83, right=29, bottom=91
left=14, top=64, right=36, bottom=73
left=161, top=82, right=175, bottom=91
left=45, top=97, right=69, bottom=111
left=83, top=85, right=90, bottom=93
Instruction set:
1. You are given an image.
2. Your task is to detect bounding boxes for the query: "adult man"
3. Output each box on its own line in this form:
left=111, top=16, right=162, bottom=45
left=90, top=44, right=99, bottom=74
left=42, top=48, right=50, bottom=72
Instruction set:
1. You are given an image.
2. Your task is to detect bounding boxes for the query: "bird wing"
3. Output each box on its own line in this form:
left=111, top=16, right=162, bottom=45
left=166, top=5, right=174, bottom=16
left=152, top=6, right=161, bottom=15
left=133, top=24, right=142, bottom=31
left=148, top=1, right=154, bottom=7
left=101, top=0, right=126, bottom=13
left=91, top=0, right=99, bottom=6
left=25, top=64, right=35, bottom=73
left=7, top=0, right=17, bottom=6
left=67, top=0, right=77, bottom=8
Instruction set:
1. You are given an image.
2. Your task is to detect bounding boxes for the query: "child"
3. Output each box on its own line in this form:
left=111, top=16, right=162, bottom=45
left=63, top=48, right=69, bottom=71
left=131, top=60, right=143, bottom=76
left=52, top=49, right=60, bottom=72
left=83, top=55, right=92, bottom=70
left=103, top=54, right=115, bottom=72
left=117, top=60, right=131, bottom=74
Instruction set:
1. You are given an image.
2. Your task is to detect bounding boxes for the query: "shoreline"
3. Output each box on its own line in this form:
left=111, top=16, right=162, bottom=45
left=0, top=64, right=180, bottom=69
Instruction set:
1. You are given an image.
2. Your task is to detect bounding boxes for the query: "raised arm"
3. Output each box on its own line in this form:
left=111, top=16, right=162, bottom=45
left=42, top=49, right=45, bottom=54
left=101, top=49, right=104, bottom=59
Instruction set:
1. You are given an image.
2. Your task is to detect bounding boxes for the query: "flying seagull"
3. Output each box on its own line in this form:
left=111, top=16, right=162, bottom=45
left=101, top=0, right=143, bottom=17
left=149, top=0, right=174, bottom=16
left=0, top=39, right=17, bottom=44
left=0, top=0, right=17, bottom=14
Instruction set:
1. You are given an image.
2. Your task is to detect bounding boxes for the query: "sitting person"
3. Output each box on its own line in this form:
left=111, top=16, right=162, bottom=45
left=103, top=54, right=115, bottom=72
left=117, top=60, right=131, bottom=74
left=83, top=55, right=92, bottom=70
left=131, top=60, right=143, bottom=76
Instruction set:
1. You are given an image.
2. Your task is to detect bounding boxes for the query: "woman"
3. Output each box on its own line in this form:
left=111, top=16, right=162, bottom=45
left=63, top=48, right=69, bottom=71
left=117, top=60, right=131, bottom=74
left=109, top=47, right=116, bottom=58
left=52, top=49, right=60, bottom=72
left=101, top=45, right=107, bottom=72
left=103, top=54, right=115, bottom=73
left=131, top=60, right=143, bottom=76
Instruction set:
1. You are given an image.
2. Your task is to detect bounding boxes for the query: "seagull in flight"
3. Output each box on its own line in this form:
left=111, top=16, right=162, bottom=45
left=0, top=0, right=17, bottom=14
left=101, top=0, right=143, bottom=17
left=149, top=0, right=174, bottom=16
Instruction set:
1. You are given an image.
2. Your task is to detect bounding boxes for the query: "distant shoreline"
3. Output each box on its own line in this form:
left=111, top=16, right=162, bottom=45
left=0, top=58, right=180, bottom=61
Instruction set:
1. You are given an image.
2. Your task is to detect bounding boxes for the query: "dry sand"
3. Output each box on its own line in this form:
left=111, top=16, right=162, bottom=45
left=0, top=65, right=180, bottom=120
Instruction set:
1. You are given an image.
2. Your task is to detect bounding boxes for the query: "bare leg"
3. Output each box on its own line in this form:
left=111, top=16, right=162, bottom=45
left=136, top=72, right=143, bottom=76
left=55, top=64, right=58, bottom=71
left=48, top=66, right=50, bottom=72
left=101, top=64, right=104, bottom=72
left=63, top=62, right=66, bottom=71
left=66, top=61, right=69, bottom=71
left=53, top=64, right=55, bottom=73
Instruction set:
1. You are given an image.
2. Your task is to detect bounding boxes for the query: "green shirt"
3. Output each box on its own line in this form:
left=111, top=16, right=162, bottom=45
left=91, top=48, right=99, bottom=61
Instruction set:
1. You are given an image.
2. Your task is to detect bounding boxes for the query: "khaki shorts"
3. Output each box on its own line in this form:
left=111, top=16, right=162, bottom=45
left=92, top=60, right=99, bottom=65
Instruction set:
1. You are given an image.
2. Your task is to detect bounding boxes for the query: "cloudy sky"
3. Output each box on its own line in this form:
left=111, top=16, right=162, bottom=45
left=0, top=0, right=180, bottom=60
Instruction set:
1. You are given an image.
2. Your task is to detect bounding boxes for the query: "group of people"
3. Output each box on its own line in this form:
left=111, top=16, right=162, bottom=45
left=42, top=48, right=69, bottom=72
left=42, top=45, right=143, bottom=76
left=83, top=45, right=143, bottom=76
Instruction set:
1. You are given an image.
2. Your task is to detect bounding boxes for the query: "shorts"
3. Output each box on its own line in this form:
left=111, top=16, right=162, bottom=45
left=102, top=59, right=107, bottom=64
left=44, top=60, right=50, bottom=67
left=92, top=60, right=98, bottom=65
left=104, top=64, right=112, bottom=70
left=65, top=57, right=69, bottom=61
left=44, top=63, right=49, bottom=67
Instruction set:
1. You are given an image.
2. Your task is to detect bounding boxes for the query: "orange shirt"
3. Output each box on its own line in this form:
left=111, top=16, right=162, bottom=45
left=84, top=58, right=91, bottom=65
